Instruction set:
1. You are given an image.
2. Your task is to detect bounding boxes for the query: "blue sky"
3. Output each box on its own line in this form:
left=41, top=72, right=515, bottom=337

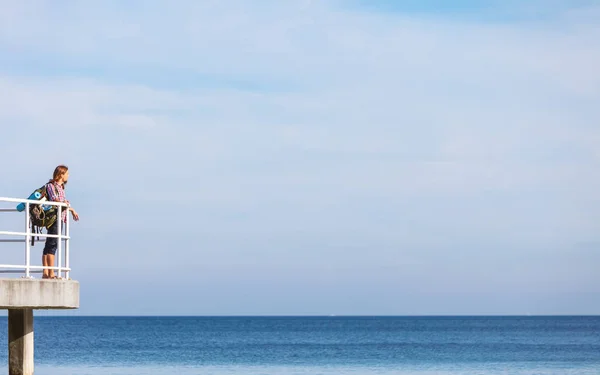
left=0, top=0, right=599, bottom=316
left=348, top=0, right=599, bottom=19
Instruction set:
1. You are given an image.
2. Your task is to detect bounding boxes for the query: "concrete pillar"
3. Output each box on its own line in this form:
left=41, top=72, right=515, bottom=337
left=8, top=309, right=34, bottom=375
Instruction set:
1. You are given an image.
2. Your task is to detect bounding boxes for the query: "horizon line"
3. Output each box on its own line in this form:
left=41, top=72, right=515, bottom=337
left=19, top=314, right=600, bottom=318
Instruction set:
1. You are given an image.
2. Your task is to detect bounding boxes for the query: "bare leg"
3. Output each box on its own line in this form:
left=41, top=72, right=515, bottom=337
left=43, top=221, right=58, bottom=279
left=47, top=254, right=56, bottom=278
left=42, top=255, right=49, bottom=278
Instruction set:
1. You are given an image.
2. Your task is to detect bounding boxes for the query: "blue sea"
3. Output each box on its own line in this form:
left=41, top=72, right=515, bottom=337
left=1, top=316, right=599, bottom=374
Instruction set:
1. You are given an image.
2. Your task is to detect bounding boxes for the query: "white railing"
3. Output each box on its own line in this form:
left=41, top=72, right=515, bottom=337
left=0, top=197, right=71, bottom=279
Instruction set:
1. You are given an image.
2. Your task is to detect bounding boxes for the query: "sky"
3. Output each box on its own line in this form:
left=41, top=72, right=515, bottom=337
left=0, top=0, right=599, bottom=316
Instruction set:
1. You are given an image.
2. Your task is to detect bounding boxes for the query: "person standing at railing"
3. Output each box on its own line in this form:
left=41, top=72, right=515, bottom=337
left=43, top=165, right=80, bottom=279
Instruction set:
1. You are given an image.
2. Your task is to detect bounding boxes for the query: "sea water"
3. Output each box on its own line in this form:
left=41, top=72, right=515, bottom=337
left=1, top=316, right=599, bottom=374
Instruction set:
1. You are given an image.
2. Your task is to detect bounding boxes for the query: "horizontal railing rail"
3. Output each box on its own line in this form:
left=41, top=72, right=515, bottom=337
left=0, top=196, right=71, bottom=279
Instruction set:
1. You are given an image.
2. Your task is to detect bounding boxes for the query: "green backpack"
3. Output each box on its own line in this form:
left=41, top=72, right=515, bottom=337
left=28, top=184, right=58, bottom=244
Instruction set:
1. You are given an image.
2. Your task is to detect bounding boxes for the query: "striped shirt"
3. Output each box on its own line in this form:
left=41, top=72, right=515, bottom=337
left=46, top=181, right=68, bottom=222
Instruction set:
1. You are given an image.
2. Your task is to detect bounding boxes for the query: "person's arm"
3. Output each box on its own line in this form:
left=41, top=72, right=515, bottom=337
left=69, top=207, right=80, bottom=221
left=47, top=183, right=79, bottom=220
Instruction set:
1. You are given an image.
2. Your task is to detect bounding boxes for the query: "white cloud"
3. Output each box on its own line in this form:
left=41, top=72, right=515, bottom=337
left=0, top=2, right=596, bottom=196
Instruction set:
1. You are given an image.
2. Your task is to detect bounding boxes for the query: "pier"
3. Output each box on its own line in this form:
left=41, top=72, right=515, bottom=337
left=0, top=197, right=80, bottom=375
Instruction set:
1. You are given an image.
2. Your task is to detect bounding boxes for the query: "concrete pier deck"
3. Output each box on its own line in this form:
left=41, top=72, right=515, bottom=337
left=0, top=279, right=79, bottom=309
left=1, top=278, right=80, bottom=375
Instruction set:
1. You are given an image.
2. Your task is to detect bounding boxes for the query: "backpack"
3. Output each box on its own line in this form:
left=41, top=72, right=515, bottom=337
left=18, top=184, right=58, bottom=245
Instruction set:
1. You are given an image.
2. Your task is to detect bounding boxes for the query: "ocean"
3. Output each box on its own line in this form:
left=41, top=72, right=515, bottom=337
left=0, top=316, right=599, bottom=374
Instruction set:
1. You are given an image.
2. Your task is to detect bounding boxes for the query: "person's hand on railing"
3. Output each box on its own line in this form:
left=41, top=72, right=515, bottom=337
left=69, top=207, right=80, bottom=221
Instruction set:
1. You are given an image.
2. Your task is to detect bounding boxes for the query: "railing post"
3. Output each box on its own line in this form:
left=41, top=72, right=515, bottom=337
left=57, top=206, right=62, bottom=279
left=65, top=210, right=70, bottom=280
left=25, top=202, right=30, bottom=278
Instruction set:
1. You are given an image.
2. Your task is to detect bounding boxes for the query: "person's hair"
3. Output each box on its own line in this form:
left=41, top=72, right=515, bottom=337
left=49, top=165, right=69, bottom=187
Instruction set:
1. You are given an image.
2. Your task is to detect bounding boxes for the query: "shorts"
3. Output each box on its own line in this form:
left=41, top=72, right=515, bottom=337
left=42, top=220, right=60, bottom=255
